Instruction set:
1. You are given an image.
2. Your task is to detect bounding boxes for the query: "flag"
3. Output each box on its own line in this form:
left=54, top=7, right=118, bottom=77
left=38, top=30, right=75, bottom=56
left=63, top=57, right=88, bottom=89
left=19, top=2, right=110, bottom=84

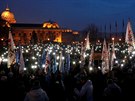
left=44, top=51, right=50, bottom=73
left=125, top=19, right=135, bottom=53
left=19, top=46, right=25, bottom=73
left=101, top=39, right=109, bottom=74
left=8, top=31, right=16, bottom=68
left=110, top=40, right=116, bottom=70
left=41, top=49, right=46, bottom=68
left=59, top=51, right=64, bottom=73
left=88, top=46, right=94, bottom=69
left=80, top=43, right=86, bottom=68
left=85, top=32, right=90, bottom=50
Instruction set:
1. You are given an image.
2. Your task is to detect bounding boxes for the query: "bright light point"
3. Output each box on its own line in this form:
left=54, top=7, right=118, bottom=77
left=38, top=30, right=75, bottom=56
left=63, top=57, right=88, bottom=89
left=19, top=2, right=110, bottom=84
left=26, top=59, right=29, bottom=61
left=115, top=60, right=118, bottom=64
left=62, top=57, right=65, bottom=60
left=98, top=66, right=101, bottom=69
left=130, top=56, right=132, bottom=59
left=24, top=68, right=27, bottom=71
left=89, top=67, right=93, bottom=71
left=119, top=38, right=121, bottom=41
left=42, top=64, right=45, bottom=68
left=32, top=56, right=35, bottom=60
left=53, top=52, right=55, bottom=55
left=35, top=62, right=38, bottom=64
left=34, top=65, right=37, bottom=68
left=121, top=64, right=124, bottom=67
left=31, top=66, right=34, bottom=69
left=73, top=61, right=76, bottom=65
left=79, top=61, right=81, bottom=64
left=56, top=62, right=59, bottom=66
left=57, top=56, right=59, bottom=60
left=132, top=51, right=135, bottom=55
left=122, top=60, right=125, bottom=63
left=26, top=50, right=28, bottom=53
left=3, top=58, right=7, bottom=62
left=84, top=54, right=87, bottom=58
left=112, top=37, right=114, bottom=41
left=86, top=53, right=89, bottom=56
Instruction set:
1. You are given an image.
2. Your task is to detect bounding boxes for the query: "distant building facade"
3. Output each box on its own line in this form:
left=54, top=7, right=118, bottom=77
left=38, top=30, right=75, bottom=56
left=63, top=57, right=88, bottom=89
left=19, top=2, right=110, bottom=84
left=0, top=7, right=79, bottom=45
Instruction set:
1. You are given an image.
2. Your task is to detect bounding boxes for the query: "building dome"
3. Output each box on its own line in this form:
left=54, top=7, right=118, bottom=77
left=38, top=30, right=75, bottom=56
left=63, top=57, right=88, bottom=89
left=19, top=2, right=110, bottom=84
left=1, top=7, right=16, bottom=23
left=43, top=20, right=59, bottom=28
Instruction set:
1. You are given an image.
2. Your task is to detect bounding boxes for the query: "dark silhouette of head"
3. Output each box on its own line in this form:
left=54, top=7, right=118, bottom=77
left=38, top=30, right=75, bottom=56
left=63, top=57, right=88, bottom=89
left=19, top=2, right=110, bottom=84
left=32, top=80, right=41, bottom=90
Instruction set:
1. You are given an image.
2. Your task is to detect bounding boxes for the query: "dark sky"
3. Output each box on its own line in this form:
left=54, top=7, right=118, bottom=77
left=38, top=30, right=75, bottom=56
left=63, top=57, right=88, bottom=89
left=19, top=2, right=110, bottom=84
left=1, top=0, right=135, bottom=31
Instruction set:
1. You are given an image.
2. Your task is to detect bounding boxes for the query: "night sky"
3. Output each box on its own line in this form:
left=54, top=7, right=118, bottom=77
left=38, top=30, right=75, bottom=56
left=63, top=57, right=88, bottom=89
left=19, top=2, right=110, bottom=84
left=1, top=0, right=135, bottom=31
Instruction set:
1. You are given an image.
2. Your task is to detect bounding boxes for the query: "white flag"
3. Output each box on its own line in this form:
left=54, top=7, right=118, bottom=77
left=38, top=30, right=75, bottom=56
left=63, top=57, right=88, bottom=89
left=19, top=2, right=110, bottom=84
left=8, top=31, right=16, bottom=68
left=101, top=39, right=109, bottom=74
left=88, top=46, right=94, bottom=68
left=125, top=20, right=135, bottom=52
left=59, top=51, right=64, bottom=73
left=80, top=43, right=86, bottom=68
left=110, top=41, right=116, bottom=70
left=85, top=32, right=90, bottom=50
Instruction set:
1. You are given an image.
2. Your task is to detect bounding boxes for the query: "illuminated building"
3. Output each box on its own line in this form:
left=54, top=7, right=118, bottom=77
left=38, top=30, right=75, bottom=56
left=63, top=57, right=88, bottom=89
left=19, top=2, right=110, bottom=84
left=1, top=6, right=16, bottom=27
left=0, top=7, right=79, bottom=45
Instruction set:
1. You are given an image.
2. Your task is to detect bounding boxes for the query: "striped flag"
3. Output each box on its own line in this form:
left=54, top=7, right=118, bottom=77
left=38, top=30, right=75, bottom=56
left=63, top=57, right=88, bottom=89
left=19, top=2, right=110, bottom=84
left=110, top=40, right=116, bottom=70
left=8, top=31, right=16, bottom=68
left=88, top=45, right=94, bottom=69
left=125, top=19, right=135, bottom=53
left=59, top=51, right=64, bottom=73
left=85, top=32, right=90, bottom=50
left=101, top=39, right=109, bottom=74
left=80, top=43, right=86, bottom=68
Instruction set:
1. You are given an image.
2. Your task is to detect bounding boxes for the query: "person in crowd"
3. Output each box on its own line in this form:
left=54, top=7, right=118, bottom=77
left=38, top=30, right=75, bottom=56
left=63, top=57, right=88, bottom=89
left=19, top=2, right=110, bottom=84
left=24, top=80, right=49, bottom=101
left=74, top=72, right=93, bottom=101
left=103, top=79, right=122, bottom=101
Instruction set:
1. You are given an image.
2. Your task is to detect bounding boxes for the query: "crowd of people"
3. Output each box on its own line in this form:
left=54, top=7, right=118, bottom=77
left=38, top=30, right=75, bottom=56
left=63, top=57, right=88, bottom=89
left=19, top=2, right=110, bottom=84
left=0, top=62, right=135, bottom=101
